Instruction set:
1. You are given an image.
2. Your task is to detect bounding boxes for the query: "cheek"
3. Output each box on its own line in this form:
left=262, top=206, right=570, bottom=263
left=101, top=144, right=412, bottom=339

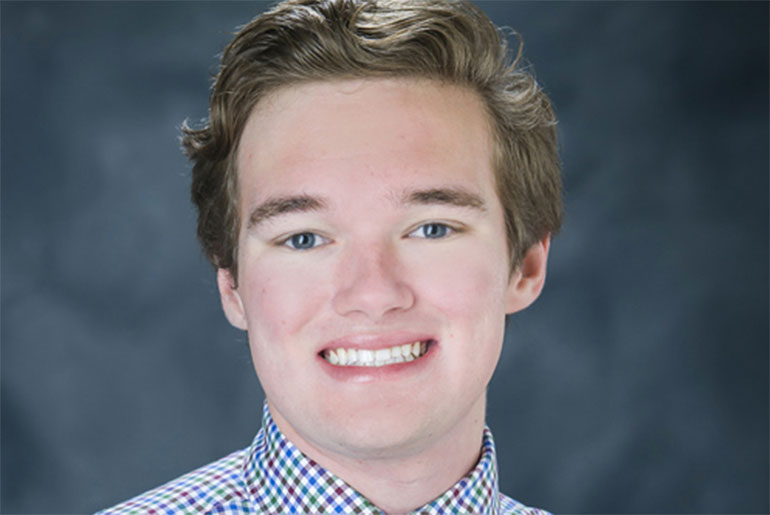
left=239, top=260, right=328, bottom=344
left=416, top=243, right=510, bottom=319
left=417, top=242, right=509, bottom=374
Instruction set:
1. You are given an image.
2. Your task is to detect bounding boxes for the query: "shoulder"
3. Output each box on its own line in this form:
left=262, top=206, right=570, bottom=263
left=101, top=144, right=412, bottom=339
left=499, top=492, right=553, bottom=515
left=97, top=448, right=253, bottom=514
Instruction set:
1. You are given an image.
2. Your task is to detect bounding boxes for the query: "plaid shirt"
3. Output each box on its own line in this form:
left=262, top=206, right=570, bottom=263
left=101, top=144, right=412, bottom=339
left=100, top=404, right=549, bottom=514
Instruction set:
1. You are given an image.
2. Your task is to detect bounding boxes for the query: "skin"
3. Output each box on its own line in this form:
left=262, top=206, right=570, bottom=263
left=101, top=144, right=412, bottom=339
left=217, top=78, right=550, bottom=513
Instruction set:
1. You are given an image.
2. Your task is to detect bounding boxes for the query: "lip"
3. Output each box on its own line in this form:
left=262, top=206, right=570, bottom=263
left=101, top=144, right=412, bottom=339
left=317, top=333, right=439, bottom=384
left=317, top=332, right=436, bottom=354
left=318, top=341, right=438, bottom=383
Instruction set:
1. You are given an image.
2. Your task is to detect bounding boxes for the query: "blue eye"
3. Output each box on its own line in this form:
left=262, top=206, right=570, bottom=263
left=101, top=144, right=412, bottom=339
left=412, top=223, right=452, bottom=239
left=285, top=232, right=322, bottom=250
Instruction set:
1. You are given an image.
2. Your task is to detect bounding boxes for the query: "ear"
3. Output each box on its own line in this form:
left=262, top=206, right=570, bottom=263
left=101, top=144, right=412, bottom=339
left=505, top=235, right=551, bottom=314
left=217, top=268, right=248, bottom=331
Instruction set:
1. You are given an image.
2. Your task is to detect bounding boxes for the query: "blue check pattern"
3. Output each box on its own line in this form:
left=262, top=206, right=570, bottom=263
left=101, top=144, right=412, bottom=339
left=99, top=403, right=550, bottom=514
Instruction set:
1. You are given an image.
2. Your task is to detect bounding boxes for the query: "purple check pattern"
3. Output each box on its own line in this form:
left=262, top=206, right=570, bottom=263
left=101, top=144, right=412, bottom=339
left=99, top=403, right=550, bottom=514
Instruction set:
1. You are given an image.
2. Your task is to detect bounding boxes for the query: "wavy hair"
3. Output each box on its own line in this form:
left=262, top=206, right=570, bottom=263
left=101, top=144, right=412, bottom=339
left=182, top=0, right=562, bottom=280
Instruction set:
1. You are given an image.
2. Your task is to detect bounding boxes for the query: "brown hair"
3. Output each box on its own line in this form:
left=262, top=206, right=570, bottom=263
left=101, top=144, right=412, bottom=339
left=183, top=0, right=562, bottom=280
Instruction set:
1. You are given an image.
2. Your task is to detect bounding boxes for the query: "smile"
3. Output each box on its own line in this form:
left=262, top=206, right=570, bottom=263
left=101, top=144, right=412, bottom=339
left=322, top=341, right=430, bottom=367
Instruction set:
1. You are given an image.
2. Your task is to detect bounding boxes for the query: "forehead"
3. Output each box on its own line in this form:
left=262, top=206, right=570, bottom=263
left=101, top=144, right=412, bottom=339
left=236, top=78, right=497, bottom=205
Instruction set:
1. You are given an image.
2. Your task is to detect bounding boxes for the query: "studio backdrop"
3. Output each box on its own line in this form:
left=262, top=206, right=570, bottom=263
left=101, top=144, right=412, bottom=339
left=2, top=2, right=768, bottom=513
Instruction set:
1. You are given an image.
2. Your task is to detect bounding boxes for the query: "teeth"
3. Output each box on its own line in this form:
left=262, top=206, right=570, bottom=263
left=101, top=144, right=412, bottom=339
left=323, top=341, right=430, bottom=367
left=359, top=349, right=374, bottom=365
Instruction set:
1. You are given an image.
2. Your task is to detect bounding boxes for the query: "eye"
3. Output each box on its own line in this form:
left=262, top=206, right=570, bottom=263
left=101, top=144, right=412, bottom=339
left=283, top=232, right=328, bottom=250
left=409, top=223, right=453, bottom=239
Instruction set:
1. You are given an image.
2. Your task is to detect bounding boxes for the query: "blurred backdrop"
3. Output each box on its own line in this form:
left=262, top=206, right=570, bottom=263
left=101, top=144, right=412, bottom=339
left=2, top=2, right=768, bottom=513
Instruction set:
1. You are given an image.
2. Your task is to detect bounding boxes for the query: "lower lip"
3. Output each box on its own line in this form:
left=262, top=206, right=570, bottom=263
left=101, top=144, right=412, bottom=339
left=318, top=342, right=438, bottom=383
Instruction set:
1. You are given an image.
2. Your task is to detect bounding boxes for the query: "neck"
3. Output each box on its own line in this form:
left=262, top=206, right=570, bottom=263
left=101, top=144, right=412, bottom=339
left=269, top=396, right=487, bottom=514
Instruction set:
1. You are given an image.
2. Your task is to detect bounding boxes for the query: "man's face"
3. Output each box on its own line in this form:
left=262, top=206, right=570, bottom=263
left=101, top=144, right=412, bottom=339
left=219, top=78, right=546, bottom=459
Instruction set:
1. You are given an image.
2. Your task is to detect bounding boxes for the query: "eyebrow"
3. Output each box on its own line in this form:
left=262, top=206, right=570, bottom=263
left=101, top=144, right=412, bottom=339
left=247, top=194, right=327, bottom=228
left=402, top=187, right=487, bottom=211
left=246, top=187, right=486, bottom=229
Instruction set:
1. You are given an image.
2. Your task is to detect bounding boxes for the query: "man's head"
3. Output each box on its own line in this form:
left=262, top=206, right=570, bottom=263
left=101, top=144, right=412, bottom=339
left=183, top=0, right=561, bottom=470
left=184, top=0, right=562, bottom=282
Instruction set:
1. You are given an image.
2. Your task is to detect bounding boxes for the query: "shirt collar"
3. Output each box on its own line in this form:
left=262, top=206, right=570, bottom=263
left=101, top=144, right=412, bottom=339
left=243, top=402, right=502, bottom=514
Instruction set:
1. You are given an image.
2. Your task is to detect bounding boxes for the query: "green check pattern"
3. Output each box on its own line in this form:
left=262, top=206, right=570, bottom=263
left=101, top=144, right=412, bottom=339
left=99, top=403, right=550, bottom=514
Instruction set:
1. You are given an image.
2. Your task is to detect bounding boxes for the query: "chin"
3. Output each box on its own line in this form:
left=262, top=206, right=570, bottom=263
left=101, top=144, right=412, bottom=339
left=330, top=421, right=431, bottom=459
left=314, top=401, right=443, bottom=459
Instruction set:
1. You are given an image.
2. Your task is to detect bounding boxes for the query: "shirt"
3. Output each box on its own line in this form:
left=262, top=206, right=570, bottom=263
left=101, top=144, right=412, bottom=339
left=99, top=403, right=550, bottom=514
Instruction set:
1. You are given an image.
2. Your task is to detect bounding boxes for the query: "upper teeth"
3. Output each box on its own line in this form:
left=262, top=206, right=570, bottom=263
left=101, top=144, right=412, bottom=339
left=323, top=341, right=428, bottom=367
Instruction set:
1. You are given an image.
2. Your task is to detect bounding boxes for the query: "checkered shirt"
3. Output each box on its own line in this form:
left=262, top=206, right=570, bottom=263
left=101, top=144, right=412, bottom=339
left=99, top=403, right=550, bottom=514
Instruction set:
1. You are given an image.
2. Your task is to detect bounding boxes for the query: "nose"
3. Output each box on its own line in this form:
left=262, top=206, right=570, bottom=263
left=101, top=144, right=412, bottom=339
left=331, top=241, right=415, bottom=320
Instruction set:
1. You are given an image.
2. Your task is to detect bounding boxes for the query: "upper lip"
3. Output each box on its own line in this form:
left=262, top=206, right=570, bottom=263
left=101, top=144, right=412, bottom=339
left=318, top=332, right=436, bottom=354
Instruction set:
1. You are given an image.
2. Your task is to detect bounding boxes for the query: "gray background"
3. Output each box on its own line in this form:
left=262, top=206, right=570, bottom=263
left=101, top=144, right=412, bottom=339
left=2, top=1, right=768, bottom=513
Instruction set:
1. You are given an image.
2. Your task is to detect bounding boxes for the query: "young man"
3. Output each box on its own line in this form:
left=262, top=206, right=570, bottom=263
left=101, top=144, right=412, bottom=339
left=102, top=0, right=561, bottom=513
